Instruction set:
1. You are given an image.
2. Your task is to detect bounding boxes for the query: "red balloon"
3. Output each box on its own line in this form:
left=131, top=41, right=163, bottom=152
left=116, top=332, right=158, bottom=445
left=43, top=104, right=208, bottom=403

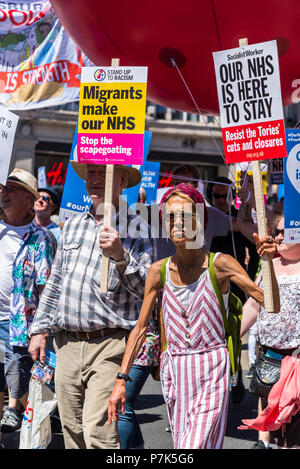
left=50, top=0, right=300, bottom=114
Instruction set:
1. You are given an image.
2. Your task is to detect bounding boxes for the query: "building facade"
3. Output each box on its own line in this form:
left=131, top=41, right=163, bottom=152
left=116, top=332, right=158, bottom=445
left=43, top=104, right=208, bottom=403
left=9, top=101, right=297, bottom=197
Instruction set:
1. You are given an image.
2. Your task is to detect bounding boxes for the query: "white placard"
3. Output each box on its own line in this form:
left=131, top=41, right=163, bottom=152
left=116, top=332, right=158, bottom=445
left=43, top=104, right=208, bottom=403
left=0, top=107, right=19, bottom=185
left=213, top=40, right=284, bottom=128
left=213, top=40, right=287, bottom=165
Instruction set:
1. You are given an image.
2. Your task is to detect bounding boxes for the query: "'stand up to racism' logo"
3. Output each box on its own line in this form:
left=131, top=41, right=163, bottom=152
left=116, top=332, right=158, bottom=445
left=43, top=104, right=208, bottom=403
left=94, top=69, right=106, bottom=81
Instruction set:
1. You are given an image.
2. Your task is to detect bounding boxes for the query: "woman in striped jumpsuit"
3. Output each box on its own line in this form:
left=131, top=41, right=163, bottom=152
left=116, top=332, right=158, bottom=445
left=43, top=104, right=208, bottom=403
left=160, top=254, right=230, bottom=448
left=108, top=184, right=280, bottom=449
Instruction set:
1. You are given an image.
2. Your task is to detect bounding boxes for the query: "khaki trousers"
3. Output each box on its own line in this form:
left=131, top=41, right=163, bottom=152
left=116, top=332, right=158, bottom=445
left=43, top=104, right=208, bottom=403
left=54, top=329, right=127, bottom=449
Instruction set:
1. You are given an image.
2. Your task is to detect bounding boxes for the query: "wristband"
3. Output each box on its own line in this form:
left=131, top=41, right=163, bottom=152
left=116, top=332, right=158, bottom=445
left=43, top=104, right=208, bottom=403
left=116, top=372, right=132, bottom=382
left=110, top=250, right=130, bottom=266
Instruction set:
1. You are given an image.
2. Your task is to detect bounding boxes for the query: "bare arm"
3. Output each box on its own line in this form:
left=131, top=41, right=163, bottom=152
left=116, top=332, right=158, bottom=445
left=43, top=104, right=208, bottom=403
left=214, top=234, right=280, bottom=314
left=240, top=273, right=262, bottom=337
left=108, top=260, right=162, bottom=423
left=28, top=331, right=50, bottom=363
left=28, top=286, right=49, bottom=363
left=119, top=263, right=161, bottom=375
left=240, top=295, right=260, bottom=337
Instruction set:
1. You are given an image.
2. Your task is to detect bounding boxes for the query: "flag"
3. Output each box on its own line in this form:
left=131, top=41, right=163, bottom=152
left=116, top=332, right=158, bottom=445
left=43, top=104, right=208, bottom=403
left=0, top=1, right=92, bottom=110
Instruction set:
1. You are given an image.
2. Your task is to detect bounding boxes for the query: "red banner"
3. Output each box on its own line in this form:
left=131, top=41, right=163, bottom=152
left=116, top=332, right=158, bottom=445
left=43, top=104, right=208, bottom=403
left=223, top=119, right=287, bottom=164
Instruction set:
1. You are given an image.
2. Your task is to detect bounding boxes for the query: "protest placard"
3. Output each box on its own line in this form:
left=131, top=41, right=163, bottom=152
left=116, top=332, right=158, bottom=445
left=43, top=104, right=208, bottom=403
left=123, top=131, right=161, bottom=207
left=213, top=40, right=286, bottom=164
left=59, top=129, right=157, bottom=220
left=77, top=66, right=147, bottom=166
left=213, top=38, right=285, bottom=312
left=235, top=166, right=267, bottom=209
left=0, top=107, right=19, bottom=184
left=59, top=161, right=91, bottom=222
left=236, top=167, right=267, bottom=192
left=270, top=158, right=284, bottom=184
left=138, top=161, right=161, bottom=203
left=37, top=166, right=47, bottom=188
left=284, top=129, right=300, bottom=243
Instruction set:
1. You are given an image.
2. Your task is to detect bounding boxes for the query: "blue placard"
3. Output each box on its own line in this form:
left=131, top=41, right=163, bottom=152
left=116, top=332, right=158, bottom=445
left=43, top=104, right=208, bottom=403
left=37, top=166, right=47, bottom=188
left=271, top=173, right=284, bottom=185
left=284, top=129, right=300, bottom=243
left=59, top=123, right=91, bottom=221
left=45, top=349, right=56, bottom=369
left=278, top=183, right=284, bottom=201
left=140, top=159, right=161, bottom=204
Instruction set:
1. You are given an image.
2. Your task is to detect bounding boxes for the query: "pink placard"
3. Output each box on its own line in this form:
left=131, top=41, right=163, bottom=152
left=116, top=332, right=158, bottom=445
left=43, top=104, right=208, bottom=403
left=77, top=133, right=144, bottom=165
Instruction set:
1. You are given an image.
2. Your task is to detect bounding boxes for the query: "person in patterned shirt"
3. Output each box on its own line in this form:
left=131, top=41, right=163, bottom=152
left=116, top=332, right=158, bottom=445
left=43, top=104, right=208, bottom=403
left=0, top=169, right=54, bottom=443
left=241, top=213, right=300, bottom=449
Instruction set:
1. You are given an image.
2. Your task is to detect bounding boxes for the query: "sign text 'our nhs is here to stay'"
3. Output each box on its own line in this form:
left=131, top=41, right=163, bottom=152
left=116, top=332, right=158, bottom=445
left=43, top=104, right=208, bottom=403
left=213, top=40, right=286, bottom=164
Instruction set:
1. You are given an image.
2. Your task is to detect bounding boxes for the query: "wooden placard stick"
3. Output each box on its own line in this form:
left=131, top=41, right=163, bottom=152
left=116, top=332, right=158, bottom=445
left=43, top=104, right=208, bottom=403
left=100, top=58, right=120, bottom=294
left=239, top=38, right=274, bottom=313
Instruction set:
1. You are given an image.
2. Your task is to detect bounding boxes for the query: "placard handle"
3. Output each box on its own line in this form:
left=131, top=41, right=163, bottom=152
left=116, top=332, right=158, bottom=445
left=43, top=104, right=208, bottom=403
left=100, top=58, right=120, bottom=293
left=239, top=38, right=274, bottom=313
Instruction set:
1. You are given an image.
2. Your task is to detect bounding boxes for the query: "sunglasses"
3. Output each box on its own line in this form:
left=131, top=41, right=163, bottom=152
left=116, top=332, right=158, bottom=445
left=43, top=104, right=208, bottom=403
left=40, top=195, right=51, bottom=203
left=165, top=211, right=195, bottom=224
left=274, top=228, right=284, bottom=237
left=212, top=193, right=227, bottom=199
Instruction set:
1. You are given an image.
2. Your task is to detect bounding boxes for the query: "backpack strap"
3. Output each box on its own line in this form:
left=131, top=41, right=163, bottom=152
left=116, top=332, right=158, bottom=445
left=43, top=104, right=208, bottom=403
left=160, top=257, right=170, bottom=288
left=158, top=258, right=169, bottom=355
left=208, top=252, right=229, bottom=335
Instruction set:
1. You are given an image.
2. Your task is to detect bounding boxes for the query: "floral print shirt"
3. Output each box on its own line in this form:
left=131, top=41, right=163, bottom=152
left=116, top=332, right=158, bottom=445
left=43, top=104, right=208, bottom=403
left=134, top=315, right=160, bottom=367
left=257, top=274, right=300, bottom=349
left=10, top=220, right=54, bottom=347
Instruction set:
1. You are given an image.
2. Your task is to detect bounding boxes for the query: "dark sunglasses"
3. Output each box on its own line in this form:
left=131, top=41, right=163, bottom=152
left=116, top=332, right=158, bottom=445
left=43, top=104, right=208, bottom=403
left=274, top=228, right=284, bottom=237
left=165, top=211, right=195, bottom=224
left=40, top=195, right=51, bottom=203
left=212, top=193, right=227, bottom=199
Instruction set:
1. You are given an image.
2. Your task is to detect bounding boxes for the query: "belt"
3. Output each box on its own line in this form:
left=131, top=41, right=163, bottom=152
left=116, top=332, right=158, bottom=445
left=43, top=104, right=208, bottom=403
left=65, top=328, right=121, bottom=341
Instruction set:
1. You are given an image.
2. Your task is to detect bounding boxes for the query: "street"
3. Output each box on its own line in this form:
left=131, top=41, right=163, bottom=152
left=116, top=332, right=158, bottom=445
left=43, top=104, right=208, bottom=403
left=1, top=371, right=260, bottom=450
left=132, top=368, right=262, bottom=450
left=2, top=335, right=271, bottom=450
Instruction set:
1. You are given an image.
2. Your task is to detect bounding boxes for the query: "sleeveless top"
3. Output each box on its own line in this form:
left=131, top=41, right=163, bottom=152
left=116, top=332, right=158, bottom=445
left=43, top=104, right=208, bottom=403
left=162, top=254, right=229, bottom=354
left=165, top=255, right=229, bottom=312
left=257, top=274, right=300, bottom=349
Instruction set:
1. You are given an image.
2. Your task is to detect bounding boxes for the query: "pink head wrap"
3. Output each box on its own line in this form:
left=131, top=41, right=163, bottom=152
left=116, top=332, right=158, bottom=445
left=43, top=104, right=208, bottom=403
left=158, top=183, right=208, bottom=230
